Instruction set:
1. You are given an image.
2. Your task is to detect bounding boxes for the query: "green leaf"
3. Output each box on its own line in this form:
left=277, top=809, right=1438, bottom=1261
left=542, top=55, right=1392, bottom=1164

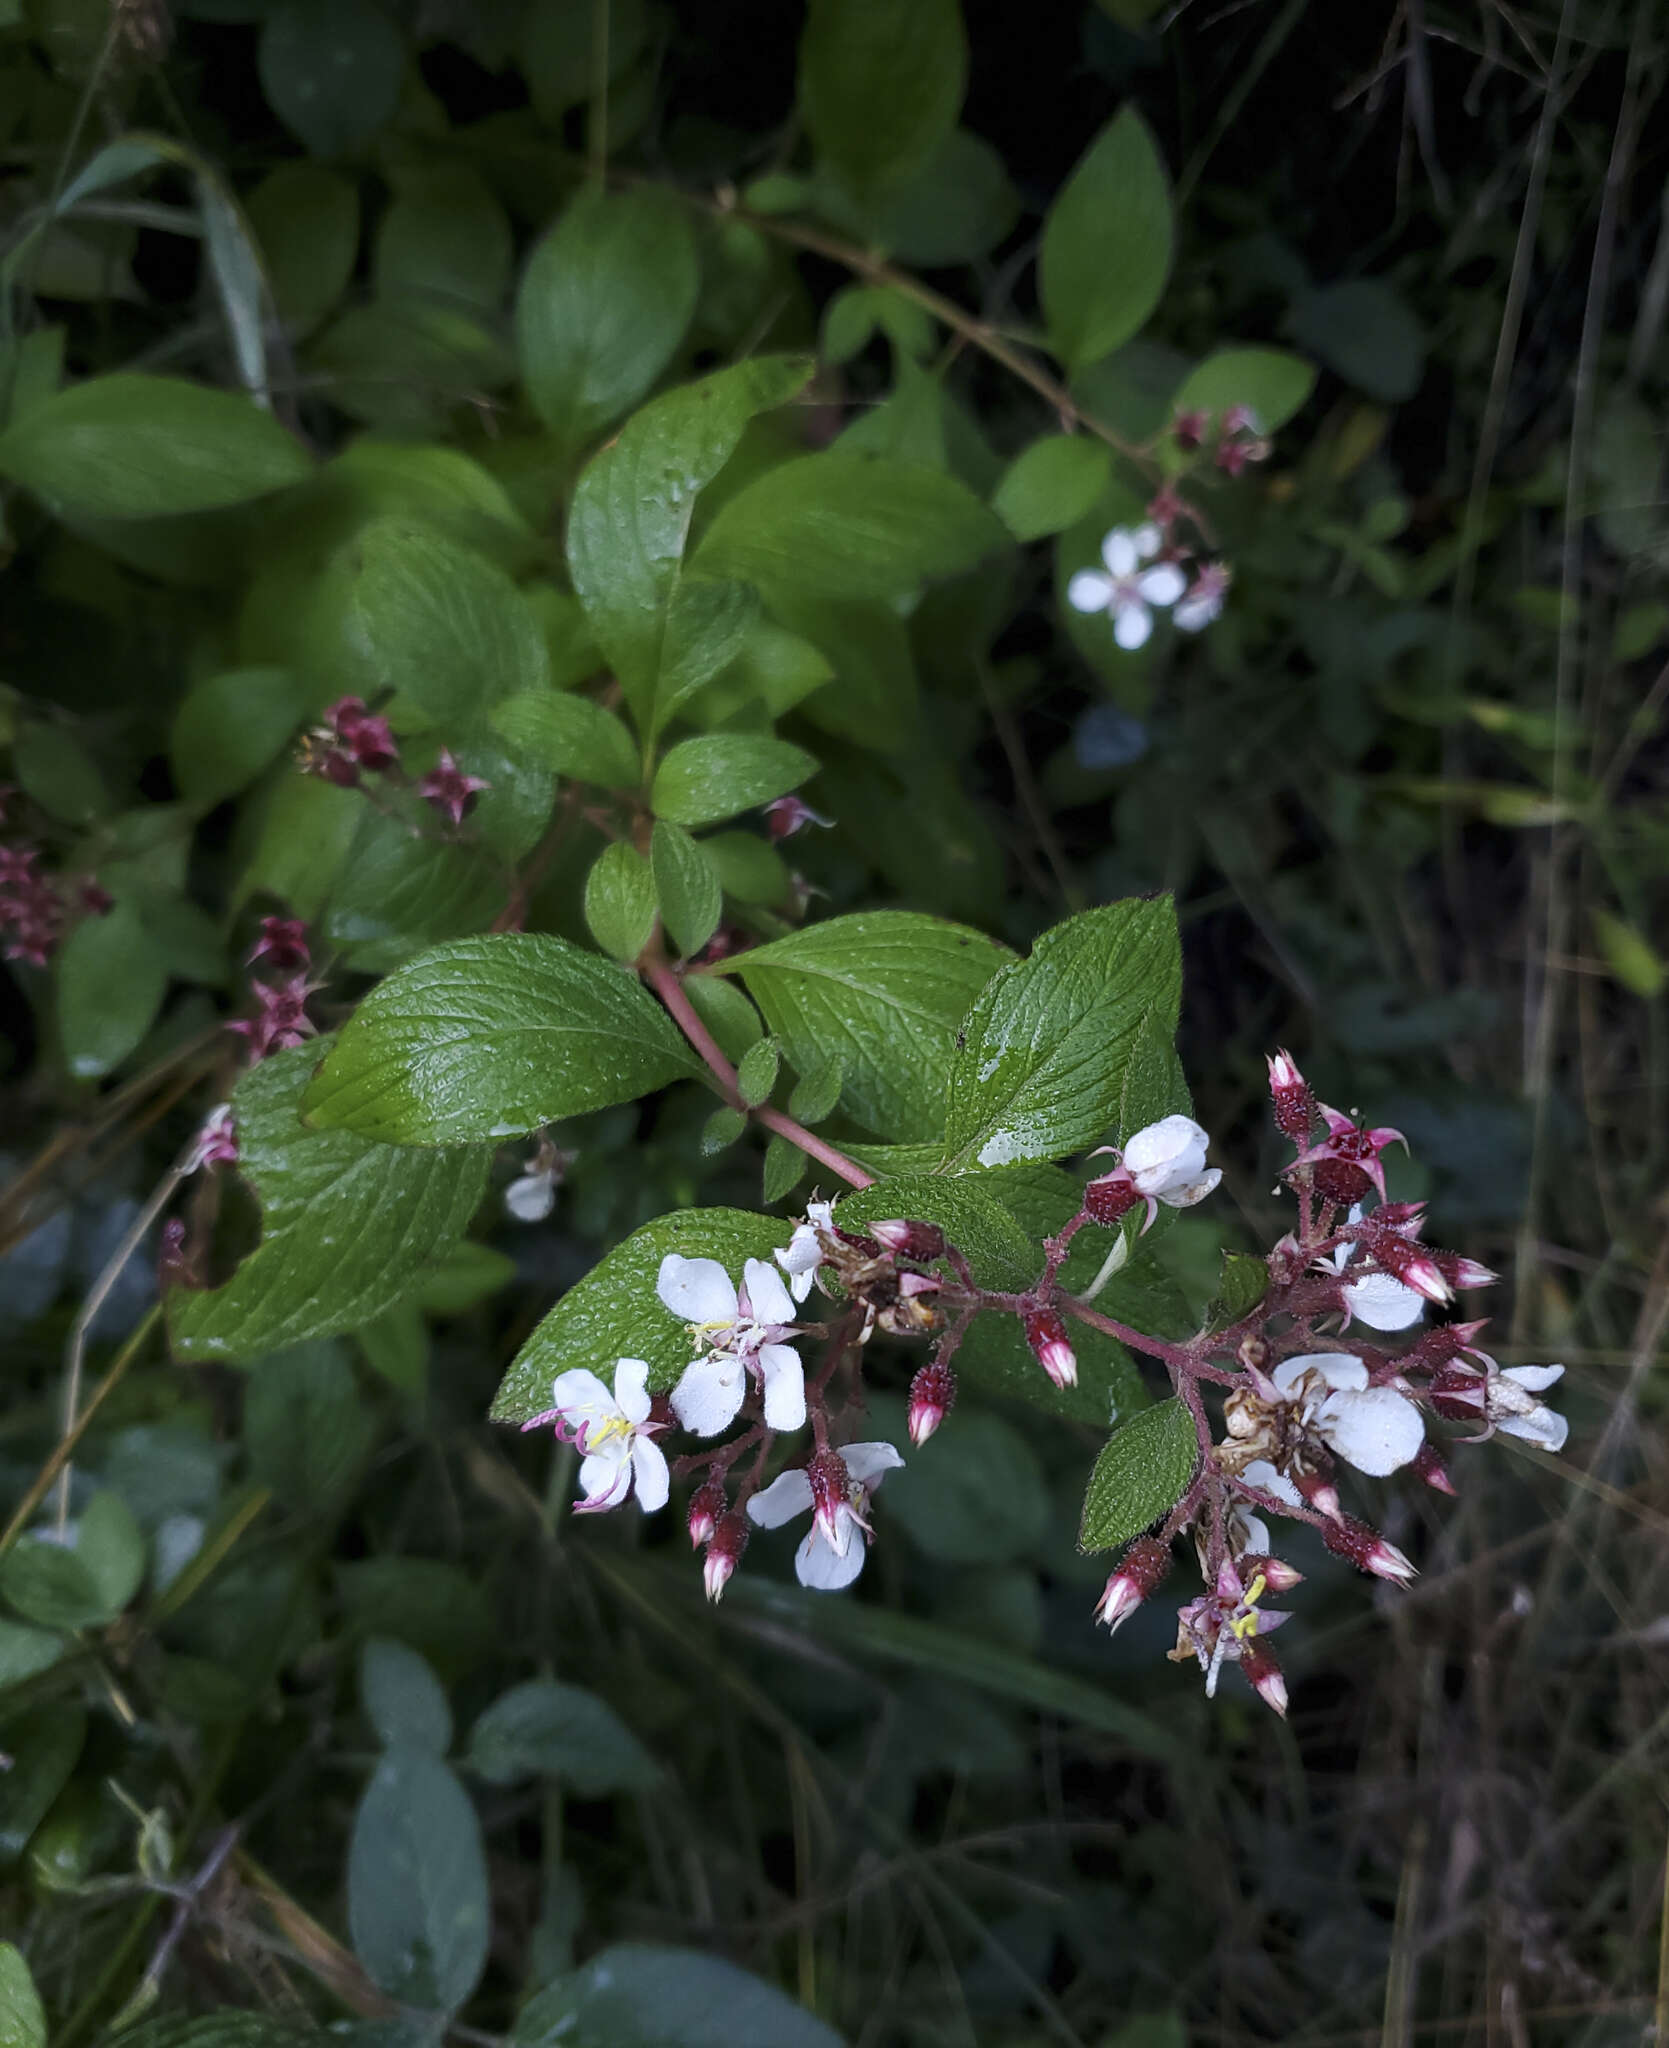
left=348, top=519, right=549, bottom=724
left=881, top=1408, right=1049, bottom=1565
left=836, top=1175, right=1035, bottom=1290
left=348, top=1748, right=489, bottom=2013
left=735, top=1037, right=780, bottom=1108
left=799, top=0, right=967, bottom=200
left=522, top=0, right=647, bottom=121
left=701, top=831, right=790, bottom=907
left=171, top=667, right=308, bottom=809
left=169, top=1042, right=489, bottom=1362
left=1287, top=280, right=1425, bottom=403
left=302, top=934, right=697, bottom=1144
left=566, top=354, right=812, bottom=726
left=1104, top=2014, right=1188, bottom=2048
left=323, top=811, right=502, bottom=968
left=0, top=1942, right=47, bottom=2048
left=466, top=1679, right=658, bottom=1793
left=375, top=164, right=512, bottom=315
left=1172, top=347, right=1316, bottom=435
left=247, top=162, right=360, bottom=336
left=515, top=1943, right=843, bottom=2048
left=727, top=912, right=1011, bottom=1142
left=336, top=1558, right=495, bottom=1680
left=1, top=1494, right=142, bottom=1629
left=1117, top=1003, right=1192, bottom=1139
left=362, top=1638, right=453, bottom=1757
left=0, top=374, right=311, bottom=519
left=652, top=577, right=762, bottom=738
left=516, top=188, right=700, bottom=457
left=1078, top=1398, right=1197, bottom=1552
left=0, top=1620, right=66, bottom=1690
left=490, top=1209, right=795, bottom=1418
left=1593, top=907, right=1666, bottom=999
left=1209, top=1251, right=1269, bottom=1329
left=682, top=973, right=763, bottom=1064
left=258, top=0, right=406, bottom=158
left=413, top=1240, right=516, bottom=1315
left=0, top=1708, right=85, bottom=1867
left=702, top=1106, right=747, bottom=1155
left=584, top=843, right=658, bottom=963
left=1040, top=109, right=1173, bottom=373
left=855, top=127, right=1018, bottom=267
left=992, top=434, right=1112, bottom=541
left=762, top=1134, right=807, bottom=1203
left=492, top=691, right=640, bottom=788
left=693, top=453, right=1006, bottom=607
left=12, top=724, right=108, bottom=825
left=57, top=903, right=169, bottom=1080
left=651, top=734, right=816, bottom=828
left=237, top=773, right=362, bottom=919
left=72, top=1492, right=146, bottom=1616
left=651, top=822, right=723, bottom=960
left=244, top=1340, right=376, bottom=1504
left=942, top=897, right=1181, bottom=1169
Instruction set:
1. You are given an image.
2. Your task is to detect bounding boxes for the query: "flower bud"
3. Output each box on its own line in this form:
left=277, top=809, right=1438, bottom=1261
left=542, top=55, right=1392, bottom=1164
left=1322, top=1514, right=1416, bottom=1584
left=248, top=915, right=310, bottom=974
left=1172, top=407, right=1209, bottom=450
left=868, top=1219, right=947, bottom=1261
left=1023, top=1307, right=1077, bottom=1389
left=1410, top=1442, right=1457, bottom=1496
left=1429, top=1362, right=1488, bottom=1421
left=1239, top=1552, right=1304, bottom=1593
left=1083, top=1169, right=1140, bottom=1226
left=1094, top=1535, right=1171, bottom=1633
left=688, top=1477, right=726, bottom=1549
left=764, top=794, right=833, bottom=841
left=1266, top=1048, right=1316, bottom=1143
left=1292, top=1468, right=1342, bottom=1520
left=907, top=1359, right=956, bottom=1445
left=1238, top=1638, right=1288, bottom=1718
left=703, top=1512, right=748, bottom=1601
left=1312, top=1157, right=1374, bottom=1205
left=807, top=1448, right=852, bottom=1553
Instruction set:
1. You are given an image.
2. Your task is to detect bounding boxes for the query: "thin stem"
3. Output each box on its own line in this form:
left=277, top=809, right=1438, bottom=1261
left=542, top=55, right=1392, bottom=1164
left=640, top=951, right=874, bottom=1189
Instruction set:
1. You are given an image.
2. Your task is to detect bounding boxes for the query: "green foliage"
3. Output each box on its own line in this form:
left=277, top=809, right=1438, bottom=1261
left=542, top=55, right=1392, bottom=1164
left=56, top=902, right=167, bottom=1079
left=799, top=0, right=967, bottom=202
left=1040, top=110, right=1173, bottom=372
left=348, top=1744, right=489, bottom=2012
left=1078, top=1399, right=1198, bottom=1552
left=651, top=822, right=724, bottom=959
left=584, top=843, right=658, bottom=963
left=517, top=1943, right=843, bottom=2048
left=466, top=1679, right=658, bottom=1794
left=0, top=1944, right=47, bottom=2048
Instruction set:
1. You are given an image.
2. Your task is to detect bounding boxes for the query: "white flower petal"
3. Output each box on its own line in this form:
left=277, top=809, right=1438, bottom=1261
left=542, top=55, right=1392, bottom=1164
left=1240, top=1458, right=1303, bottom=1509
left=1272, top=1351, right=1369, bottom=1396
left=1067, top=569, right=1115, bottom=614
left=742, top=1258, right=797, bottom=1328
left=748, top=1468, right=815, bottom=1528
left=795, top=1526, right=866, bottom=1591
left=1503, top=1364, right=1564, bottom=1393
left=1112, top=599, right=1153, bottom=651
left=669, top=1352, right=745, bottom=1437
left=1130, top=522, right=1162, bottom=559
left=1496, top=1407, right=1568, bottom=1453
left=1235, top=1510, right=1272, bottom=1555
left=1102, top=527, right=1140, bottom=577
left=1344, top=1272, right=1425, bottom=1330
left=1124, top=1115, right=1208, bottom=1177
left=1137, top=561, right=1187, bottom=608
left=757, top=1343, right=806, bottom=1433
left=1159, top=1167, right=1222, bottom=1209
left=1173, top=596, right=1214, bottom=633
left=656, top=1254, right=738, bottom=1325
left=630, top=1437, right=670, bottom=1513
left=576, top=1448, right=631, bottom=1510
left=840, top=1441, right=905, bottom=1487
left=505, top=1172, right=555, bottom=1222
left=1317, top=1385, right=1425, bottom=1476
left=551, top=1369, right=620, bottom=1442
left=612, top=1357, right=653, bottom=1424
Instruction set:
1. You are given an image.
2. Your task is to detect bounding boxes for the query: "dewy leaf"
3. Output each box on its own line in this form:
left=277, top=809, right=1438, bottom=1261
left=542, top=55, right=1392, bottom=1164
left=1078, top=1398, right=1197, bottom=1552
left=1040, top=108, right=1174, bottom=373
left=348, top=1747, right=489, bottom=2014
left=490, top=1209, right=795, bottom=1419
left=466, top=1678, right=659, bottom=1794
left=583, top=843, right=658, bottom=963
left=303, top=935, right=697, bottom=1144
left=1171, top=348, right=1316, bottom=435
left=693, top=453, right=1007, bottom=608
left=516, top=187, right=700, bottom=458
left=650, top=734, right=817, bottom=829
left=169, top=1042, right=489, bottom=1363
left=799, top=0, right=967, bottom=200
left=651, top=577, right=761, bottom=739
left=942, top=897, right=1181, bottom=1169
left=1117, top=1003, right=1192, bottom=1140
left=566, top=354, right=812, bottom=726
left=0, top=373, right=311, bottom=520
left=513, top=1942, right=843, bottom=2048
left=726, top=911, right=1011, bottom=1142
left=651, top=821, right=723, bottom=960
left=362, top=1637, right=453, bottom=1758
left=258, top=0, right=406, bottom=159
left=836, top=1175, right=1035, bottom=1290
left=348, top=519, right=549, bottom=725
left=492, top=692, right=641, bottom=789
left=57, top=902, right=168, bottom=1081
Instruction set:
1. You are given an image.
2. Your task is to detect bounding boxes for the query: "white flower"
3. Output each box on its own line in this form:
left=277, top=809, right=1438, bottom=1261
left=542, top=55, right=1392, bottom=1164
left=1271, top=1352, right=1425, bottom=1477
left=774, top=1200, right=834, bottom=1304
left=1122, top=1114, right=1222, bottom=1208
left=540, top=1358, right=669, bottom=1514
left=1325, top=1209, right=1424, bottom=1331
left=505, top=1168, right=557, bottom=1223
left=1229, top=1456, right=1303, bottom=1555
left=659, top=1254, right=806, bottom=1437
left=1066, top=524, right=1188, bottom=651
left=1488, top=1363, right=1568, bottom=1453
left=1173, top=561, right=1231, bottom=633
left=746, top=1442, right=904, bottom=1591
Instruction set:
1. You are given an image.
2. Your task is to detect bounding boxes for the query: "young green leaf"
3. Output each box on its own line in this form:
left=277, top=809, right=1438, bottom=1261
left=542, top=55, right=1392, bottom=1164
left=0, top=1494, right=143, bottom=1630
left=170, top=667, right=308, bottom=810
left=1209, top=1251, right=1270, bottom=1330
left=682, top=972, right=764, bottom=1063
left=1078, top=1398, right=1197, bottom=1552
left=348, top=1747, right=488, bottom=2013
left=799, top=0, right=967, bottom=200
left=701, top=1106, right=747, bottom=1155
left=492, top=691, right=641, bottom=788
left=0, top=1708, right=85, bottom=1866
left=566, top=354, right=813, bottom=726
left=702, top=831, right=790, bottom=907
left=762, top=1133, right=808, bottom=1203
left=836, top=1175, right=1035, bottom=1289
left=362, top=1637, right=453, bottom=1757
left=735, top=1037, right=780, bottom=1108
left=651, top=821, right=724, bottom=959
left=651, top=734, right=817, bottom=828
left=490, top=1209, right=795, bottom=1419
left=0, top=373, right=311, bottom=520
left=302, top=934, right=698, bottom=1144
left=652, top=576, right=761, bottom=738
left=374, top=164, right=512, bottom=315
left=11, top=725, right=107, bottom=825
left=466, top=1678, right=659, bottom=1793
left=726, top=911, right=1011, bottom=1142
left=942, top=897, right=1182, bottom=1169
left=244, top=1341, right=376, bottom=1506
left=584, top=842, right=658, bottom=963
left=0, top=1620, right=66, bottom=1689
left=57, top=902, right=168, bottom=1081
left=258, top=0, right=406, bottom=158
left=516, top=187, right=700, bottom=457
left=1040, top=109, right=1173, bottom=373
left=0, top=1941, right=47, bottom=2048
left=169, top=1042, right=489, bottom=1362
left=516, top=1943, right=844, bottom=2048
left=1171, top=348, right=1316, bottom=435
left=992, top=435, right=1112, bottom=542
left=246, top=162, right=360, bottom=337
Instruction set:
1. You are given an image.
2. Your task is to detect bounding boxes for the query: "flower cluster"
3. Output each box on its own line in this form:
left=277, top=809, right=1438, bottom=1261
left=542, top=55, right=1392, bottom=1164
left=301, top=699, right=489, bottom=830
left=228, top=916, right=320, bottom=1063
left=0, top=790, right=110, bottom=967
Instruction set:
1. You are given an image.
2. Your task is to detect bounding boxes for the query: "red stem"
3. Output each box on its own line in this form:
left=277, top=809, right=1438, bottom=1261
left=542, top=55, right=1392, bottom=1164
left=640, top=951, right=874, bottom=1190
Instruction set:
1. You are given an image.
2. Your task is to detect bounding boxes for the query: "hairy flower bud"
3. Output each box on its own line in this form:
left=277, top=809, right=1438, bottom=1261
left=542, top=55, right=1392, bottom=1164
left=1429, top=1362, right=1488, bottom=1421
left=688, top=1477, right=726, bottom=1549
left=1266, top=1048, right=1316, bottom=1143
left=1238, top=1637, right=1288, bottom=1717
left=868, top=1219, right=947, bottom=1261
left=1291, top=1467, right=1342, bottom=1520
left=1322, top=1514, right=1417, bottom=1584
left=1410, top=1442, right=1457, bottom=1495
left=248, top=915, right=310, bottom=974
left=703, top=1512, right=748, bottom=1602
left=1023, top=1306, right=1077, bottom=1389
left=1240, top=1552, right=1304, bottom=1593
left=1083, top=1168, right=1140, bottom=1226
left=1094, top=1535, right=1171, bottom=1633
left=907, top=1359, right=956, bottom=1445
left=807, top=1448, right=852, bottom=1554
